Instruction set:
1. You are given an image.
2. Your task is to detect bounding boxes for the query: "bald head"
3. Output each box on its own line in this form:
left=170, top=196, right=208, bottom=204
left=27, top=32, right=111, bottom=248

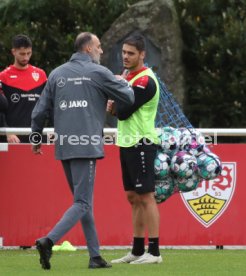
left=74, top=32, right=103, bottom=64
left=74, top=32, right=93, bottom=52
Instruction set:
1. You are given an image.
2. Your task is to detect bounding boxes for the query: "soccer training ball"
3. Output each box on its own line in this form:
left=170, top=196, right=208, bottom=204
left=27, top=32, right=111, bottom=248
left=197, top=152, right=222, bottom=180
left=200, top=144, right=212, bottom=155
left=179, top=128, right=206, bottom=156
left=154, top=151, right=171, bottom=179
left=174, top=173, right=201, bottom=192
left=158, top=127, right=180, bottom=156
left=188, top=129, right=206, bottom=156
left=171, top=151, right=197, bottom=178
left=154, top=177, right=175, bottom=204
left=179, top=128, right=192, bottom=151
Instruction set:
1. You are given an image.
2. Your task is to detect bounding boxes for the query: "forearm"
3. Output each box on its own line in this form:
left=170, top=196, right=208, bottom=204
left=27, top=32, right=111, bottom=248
left=116, top=79, right=157, bottom=120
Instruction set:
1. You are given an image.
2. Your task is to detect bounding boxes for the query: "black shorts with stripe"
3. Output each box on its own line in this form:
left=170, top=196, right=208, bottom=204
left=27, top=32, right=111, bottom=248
left=119, top=139, right=158, bottom=194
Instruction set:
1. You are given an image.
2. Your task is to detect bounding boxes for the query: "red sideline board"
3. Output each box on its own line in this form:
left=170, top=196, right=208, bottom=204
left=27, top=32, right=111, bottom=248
left=0, top=144, right=245, bottom=246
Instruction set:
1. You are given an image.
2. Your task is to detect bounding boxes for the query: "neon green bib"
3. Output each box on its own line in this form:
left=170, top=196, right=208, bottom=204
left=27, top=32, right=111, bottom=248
left=116, top=68, right=160, bottom=147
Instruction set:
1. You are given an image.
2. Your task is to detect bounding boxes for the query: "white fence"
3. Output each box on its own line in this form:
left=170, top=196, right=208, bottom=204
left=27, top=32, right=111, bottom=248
left=1, top=127, right=246, bottom=136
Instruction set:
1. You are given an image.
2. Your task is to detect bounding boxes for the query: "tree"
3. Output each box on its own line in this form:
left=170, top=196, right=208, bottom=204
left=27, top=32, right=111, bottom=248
left=1, top=0, right=245, bottom=128
left=0, top=0, right=138, bottom=73
left=175, top=0, right=246, bottom=128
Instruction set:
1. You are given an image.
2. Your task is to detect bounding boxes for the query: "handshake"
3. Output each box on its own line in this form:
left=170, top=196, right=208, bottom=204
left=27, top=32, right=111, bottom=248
left=106, top=100, right=116, bottom=116
left=107, top=72, right=129, bottom=116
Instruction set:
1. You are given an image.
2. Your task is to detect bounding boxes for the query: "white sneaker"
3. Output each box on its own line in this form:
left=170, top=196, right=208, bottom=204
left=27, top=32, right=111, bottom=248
left=111, top=252, right=142, bottom=263
left=130, top=253, right=163, bottom=264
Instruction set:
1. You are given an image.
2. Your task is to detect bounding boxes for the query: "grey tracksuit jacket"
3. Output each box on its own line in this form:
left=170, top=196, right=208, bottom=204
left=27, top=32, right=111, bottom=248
left=31, top=52, right=134, bottom=160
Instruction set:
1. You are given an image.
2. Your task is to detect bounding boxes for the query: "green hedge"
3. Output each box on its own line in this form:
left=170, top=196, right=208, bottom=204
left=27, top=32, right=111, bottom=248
left=0, top=0, right=137, bottom=73
left=175, top=0, right=246, bottom=128
left=0, top=0, right=245, bottom=128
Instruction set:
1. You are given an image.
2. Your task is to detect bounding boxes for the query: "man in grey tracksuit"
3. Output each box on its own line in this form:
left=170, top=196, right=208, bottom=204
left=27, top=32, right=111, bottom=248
left=31, top=32, right=134, bottom=270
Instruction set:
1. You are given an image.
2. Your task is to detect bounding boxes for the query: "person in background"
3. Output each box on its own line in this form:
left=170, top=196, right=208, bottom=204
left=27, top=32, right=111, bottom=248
left=109, top=34, right=162, bottom=264
left=0, top=91, right=8, bottom=127
left=31, top=32, right=134, bottom=270
left=0, top=34, right=47, bottom=143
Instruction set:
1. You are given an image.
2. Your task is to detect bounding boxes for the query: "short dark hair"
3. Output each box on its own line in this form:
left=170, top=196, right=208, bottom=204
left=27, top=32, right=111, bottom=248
left=74, top=32, right=93, bottom=52
left=123, top=34, right=146, bottom=52
left=12, top=34, right=32, bottom=49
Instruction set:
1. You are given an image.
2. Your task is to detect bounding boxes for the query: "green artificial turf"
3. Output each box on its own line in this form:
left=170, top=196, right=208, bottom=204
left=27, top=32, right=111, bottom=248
left=0, top=249, right=245, bottom=276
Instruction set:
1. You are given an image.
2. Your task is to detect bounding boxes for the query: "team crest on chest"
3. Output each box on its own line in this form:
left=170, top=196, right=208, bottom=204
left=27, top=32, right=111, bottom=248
left=180, top=162, right=236, bottom=227
left=32, top=72, right=40, bottom=82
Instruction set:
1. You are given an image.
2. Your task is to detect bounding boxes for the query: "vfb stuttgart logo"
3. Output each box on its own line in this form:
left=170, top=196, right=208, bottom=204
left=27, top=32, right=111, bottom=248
left=180, top=162, right=236, bottom=228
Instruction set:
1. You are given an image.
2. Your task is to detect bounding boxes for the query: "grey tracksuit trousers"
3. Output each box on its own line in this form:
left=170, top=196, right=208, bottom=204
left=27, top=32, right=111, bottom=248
left=47, top=158, right=100, bottom=257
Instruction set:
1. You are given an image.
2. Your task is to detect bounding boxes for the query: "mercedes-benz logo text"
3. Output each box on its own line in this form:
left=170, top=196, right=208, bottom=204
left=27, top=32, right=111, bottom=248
left=11, top=93, right=20, bottom=103
left=57, top=77, right=66, bottom=87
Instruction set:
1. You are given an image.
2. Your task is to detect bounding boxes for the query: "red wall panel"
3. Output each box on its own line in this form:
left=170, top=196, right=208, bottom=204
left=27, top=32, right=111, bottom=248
left=0, top=144, right=245, bottom=246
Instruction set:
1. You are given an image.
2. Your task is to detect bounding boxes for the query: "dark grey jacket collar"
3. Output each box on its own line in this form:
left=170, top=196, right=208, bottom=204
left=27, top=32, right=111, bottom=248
left=70, top=52, right=92, bottom=62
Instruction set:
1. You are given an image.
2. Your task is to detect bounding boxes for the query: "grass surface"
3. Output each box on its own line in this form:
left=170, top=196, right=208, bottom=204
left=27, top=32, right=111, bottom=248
left=0, top=249, right=246, bottom=276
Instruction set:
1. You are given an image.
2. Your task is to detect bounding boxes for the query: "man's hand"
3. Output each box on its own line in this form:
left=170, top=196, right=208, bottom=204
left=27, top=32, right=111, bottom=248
left=107, top=100, right=116, bottom=116
left=29, top=132, right=43, bottom=154
left=115, top=74, right=124, bottom=80
left=7, top=134, right=20, bottom=143
left=32, top=144, right=43, bottom=155
left=121, top=69, right=129, bottom=79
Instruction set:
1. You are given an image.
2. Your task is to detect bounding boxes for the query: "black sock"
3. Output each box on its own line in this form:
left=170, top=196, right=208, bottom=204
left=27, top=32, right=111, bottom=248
left=147, top=237, right=160, bottom=256
left=131, top=237, right=145, bottom=256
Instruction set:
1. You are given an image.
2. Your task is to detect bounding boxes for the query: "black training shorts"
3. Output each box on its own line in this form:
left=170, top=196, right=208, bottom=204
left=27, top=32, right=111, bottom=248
left=119, top=139, right=158, bottom=194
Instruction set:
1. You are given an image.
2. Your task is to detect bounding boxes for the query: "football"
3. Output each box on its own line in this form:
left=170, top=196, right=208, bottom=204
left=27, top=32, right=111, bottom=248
left=188, top=129, right=206, bottom=156
left=154, top=151, right=171, bottom=179
left=158, top=127, right=180, bottom=156
left=179, top=128, right=206, bottom=156
left=171, top=151, right=197, bottom=178
left=197, top=152, right=222, bottom=180
left=174, top=173, right=201, bottom=192
left=179, top=128, right=192, bottom=151
left=154, top=177, right=175, bottom=204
